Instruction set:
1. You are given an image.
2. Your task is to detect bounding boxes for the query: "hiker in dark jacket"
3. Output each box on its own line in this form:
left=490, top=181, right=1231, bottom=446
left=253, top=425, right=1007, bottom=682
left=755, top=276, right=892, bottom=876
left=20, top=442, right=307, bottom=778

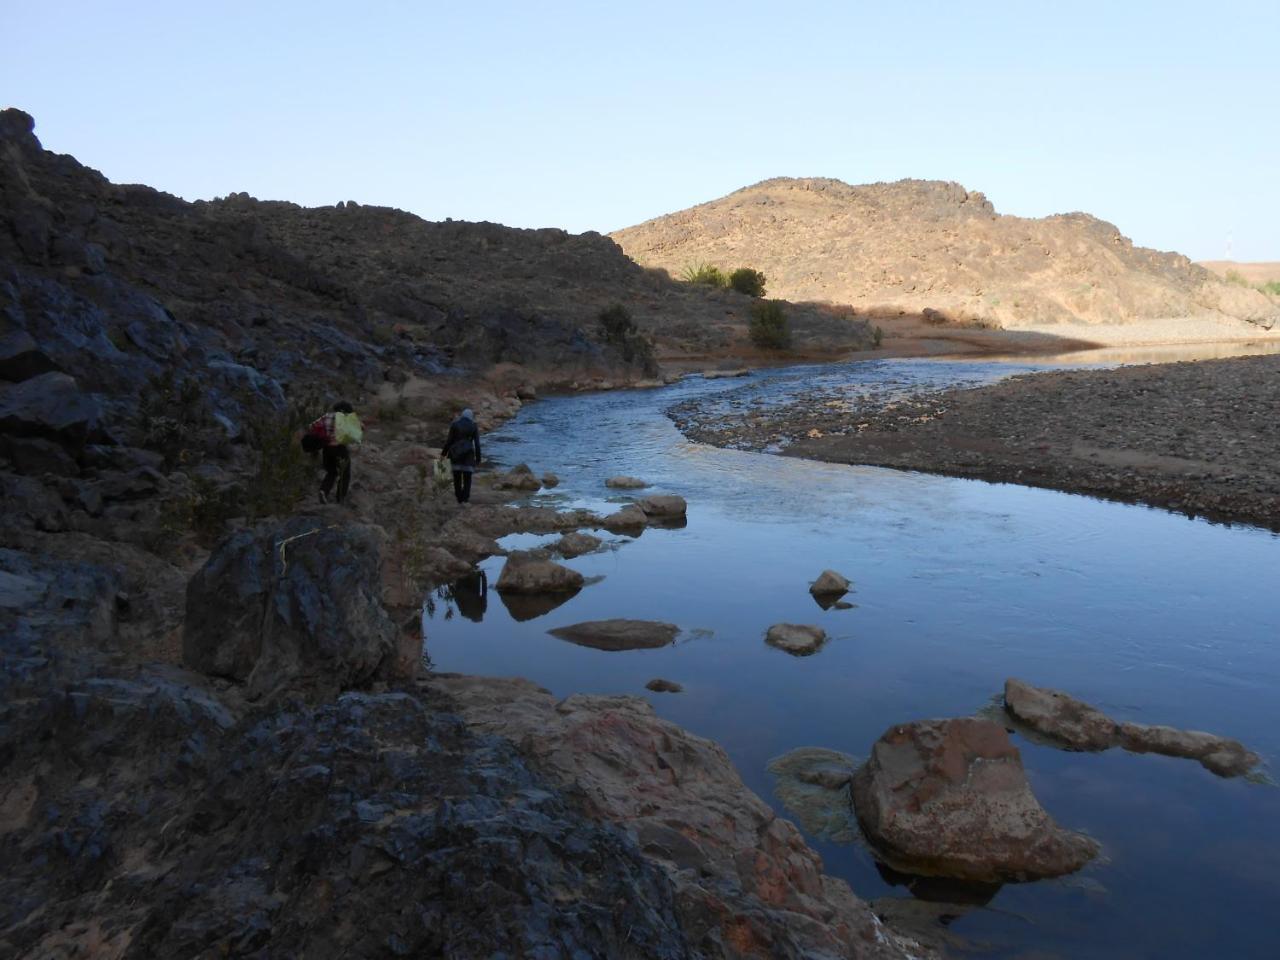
left=442, top=408, right=481, bottom=504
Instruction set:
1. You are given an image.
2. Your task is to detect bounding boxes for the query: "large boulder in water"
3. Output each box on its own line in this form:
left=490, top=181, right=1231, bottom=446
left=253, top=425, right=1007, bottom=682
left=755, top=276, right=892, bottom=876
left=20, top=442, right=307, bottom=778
left=183, top=516, right=396, bottom=697
left=765, top=623, right=827, bottom=656
left=638, top=495, right=687, bottom=519
left=852, top=718, right=1099, bottom=883
left=809, top=569, right=851, bottom=598
left=495, top=554, right=584, bottom=594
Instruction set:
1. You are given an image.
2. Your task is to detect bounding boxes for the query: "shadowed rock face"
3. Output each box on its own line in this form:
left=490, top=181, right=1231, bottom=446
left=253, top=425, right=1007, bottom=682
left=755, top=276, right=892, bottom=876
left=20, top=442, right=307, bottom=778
left=550, top=619, right=680, bottom=652
left=183, top=516, right=396, bottom=698
left=852, top=718, right=1100, bottom=883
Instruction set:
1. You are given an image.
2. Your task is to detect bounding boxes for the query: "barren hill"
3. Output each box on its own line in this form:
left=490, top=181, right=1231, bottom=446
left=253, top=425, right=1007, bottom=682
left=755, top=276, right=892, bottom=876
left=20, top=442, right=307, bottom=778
left=612, top=177, right=1279, bottom=338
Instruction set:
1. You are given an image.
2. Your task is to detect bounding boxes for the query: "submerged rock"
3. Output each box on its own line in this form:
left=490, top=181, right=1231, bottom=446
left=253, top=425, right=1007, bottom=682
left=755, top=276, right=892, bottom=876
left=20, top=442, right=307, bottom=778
left=494, top=554, right=585, bottom=594
left=550, top=619, right=679, bottom=652
left=768, top=747, right=861, bottom=844
left=645, top=678, right=684, bottom=693
left=765, top=623, right=827, bottom=656
left=606, top=475, right=649, bottom=489
left=183, top=517, right=396, bottom=697
left=852, top=718, right=1100, bottom=882
left=1003, top=677, right=1119, bottom=751
left=1119, top=722, right=1260, bottom=778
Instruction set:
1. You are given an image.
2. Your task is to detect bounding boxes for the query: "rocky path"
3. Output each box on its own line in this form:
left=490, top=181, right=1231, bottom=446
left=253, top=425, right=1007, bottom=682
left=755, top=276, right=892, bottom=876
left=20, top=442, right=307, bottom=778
left=674, top=354, right=1280, bottom=531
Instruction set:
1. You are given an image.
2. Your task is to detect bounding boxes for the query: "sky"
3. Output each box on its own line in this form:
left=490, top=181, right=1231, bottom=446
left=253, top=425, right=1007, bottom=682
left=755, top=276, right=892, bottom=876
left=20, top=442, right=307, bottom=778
left=3, top=1, right=1277, bottom=261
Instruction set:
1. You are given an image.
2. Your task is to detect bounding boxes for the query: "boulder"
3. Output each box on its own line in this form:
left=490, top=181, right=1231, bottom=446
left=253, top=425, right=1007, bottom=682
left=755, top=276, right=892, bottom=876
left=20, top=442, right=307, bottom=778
left=599, top=504, right=648, bottom=535
left=645, top=678, right=683, bottom=693
left=494, top=467, right=542, bottom=491
left=765, top=623, right=827, bottom=656
left=0, top=372, right=102, bottom=450
left=1119, top=722, right=1260, bottom=778
left=809, top=569, right=851, bottom=598
left=549, top=619, right=679, bottom=652
left=494, top=555, right=584, bottom=594
left=0, top=330, right=59, bottom=382
left=605, top=475, right=648, bottom=489
left=541, top=472, right=560, bottom=488
left=852, top=718, right=1100, bottom=882
left=1003, top=678, right=1119, bottom=751
left=638, top=495, right=687, bottom=519
left=554, top=531, right=602, bottom=559
left=183, top=517, right=396, bottom=697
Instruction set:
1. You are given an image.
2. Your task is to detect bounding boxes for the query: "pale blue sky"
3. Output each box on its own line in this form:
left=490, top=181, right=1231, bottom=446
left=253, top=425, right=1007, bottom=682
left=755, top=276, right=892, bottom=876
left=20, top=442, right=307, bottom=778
left=4, top=1, right=1277, bottom=260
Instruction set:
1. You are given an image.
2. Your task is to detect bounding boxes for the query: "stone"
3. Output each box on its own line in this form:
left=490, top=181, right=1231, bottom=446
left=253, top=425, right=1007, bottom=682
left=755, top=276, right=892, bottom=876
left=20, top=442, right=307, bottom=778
left=605, top=475, right=648, bottom=489
left=637, top=494, right=687, bottom=519
left=645, top=678, right=683, bottom=693
left=599, top=504, right=648, bottom=535
left=767, top=747, right=862, bottom=844
left=554, top=531, right=601, bottom=559
left=1119, top=722, right=1260, bottom=778
left=703, top=368, right=749, bottom=379
left=1003, top=678, right=1119, bottom=751
left=549, top=619, right=679, bottom=652
left=4, top=435, right=79, bottom=476
left=809, top=569, right=851, bottom=597
left=0, top=371, right=102, bottom=450
left=765, top=623, right=827, bottom=656
left=541, top=471, right=559, bottom=487
left=494, top=467, right=541, bottom=491
left=183, top=516, right=397, bottom=697
left=0, top=330, right=59, bottom=382
left=494, top=555, right=584, bottom=594
left=852, top=718, right=1100, bottom=882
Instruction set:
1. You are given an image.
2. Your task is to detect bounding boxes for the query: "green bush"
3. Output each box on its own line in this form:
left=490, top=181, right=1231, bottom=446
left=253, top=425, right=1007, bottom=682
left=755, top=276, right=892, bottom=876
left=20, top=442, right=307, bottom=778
left=681, top=263, right=728, bottom=288
left=728, top=268, right=767, bottom=298
left=247, top=393, right=323, bottom=519
left=598, top=304, right=658, bottom=376
left=1224, top=269, right=1248, bottom=286
left=1259, top=280, right=1280, bottom=297
left=749, top=300, right=791, bottom=350
left=873, top=325, right=884, bottom=348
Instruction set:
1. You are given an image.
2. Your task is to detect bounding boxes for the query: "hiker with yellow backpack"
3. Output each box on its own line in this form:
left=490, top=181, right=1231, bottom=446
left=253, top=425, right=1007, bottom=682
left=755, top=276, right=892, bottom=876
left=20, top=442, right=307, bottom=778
left=302, top=401, right=363, bottom=504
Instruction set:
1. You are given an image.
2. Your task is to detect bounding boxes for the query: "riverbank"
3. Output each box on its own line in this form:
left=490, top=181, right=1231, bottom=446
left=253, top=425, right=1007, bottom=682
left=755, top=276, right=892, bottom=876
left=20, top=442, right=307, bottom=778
left=675, top=353, right=1280, bottom=531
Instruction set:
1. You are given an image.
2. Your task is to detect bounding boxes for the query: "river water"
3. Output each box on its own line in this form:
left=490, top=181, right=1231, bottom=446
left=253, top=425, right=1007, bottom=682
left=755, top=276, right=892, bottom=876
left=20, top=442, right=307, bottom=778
left=424, top=354, right=1280, bottom=960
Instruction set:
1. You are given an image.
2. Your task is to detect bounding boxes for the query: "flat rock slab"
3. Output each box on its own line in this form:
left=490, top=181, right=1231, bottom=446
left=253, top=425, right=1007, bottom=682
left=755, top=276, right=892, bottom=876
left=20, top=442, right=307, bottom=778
left=605, top=475, right=648, bottom=489
left=765, top=623, right=827, bottom=656
left=1004, top=678, right=1260, bottom=777
left=645, top=678, right=683, bottom=693
left=550, top=619, right=679, bottom=652
left=853, top=717, right=1100, bottom=883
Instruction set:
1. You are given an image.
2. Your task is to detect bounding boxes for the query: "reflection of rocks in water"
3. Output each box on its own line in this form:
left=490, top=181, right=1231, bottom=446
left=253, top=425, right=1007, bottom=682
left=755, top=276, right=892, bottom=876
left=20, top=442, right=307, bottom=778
left=497, top=586, right=581, bottom=622
left=875, top=861, right=1002, bottom=906
left=645, top=514, right=688, bottom=530
left=549, top=619, right=679, bottom=652
left=812, top=594, right=856, bottom=611
left=449, top=570, right=488, bottom=622
left=767, top=746, right=860, bottom=843
left=870, top=865, right=1003, bottom=956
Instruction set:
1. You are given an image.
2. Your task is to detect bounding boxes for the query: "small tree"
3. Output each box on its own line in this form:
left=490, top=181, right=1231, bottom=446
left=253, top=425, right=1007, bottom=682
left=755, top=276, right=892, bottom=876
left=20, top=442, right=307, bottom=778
left=598, top=303, right=658, bottom=376
left=749, top=300, right=790, bottom=350
left=729, top=267, right=767, bottom=298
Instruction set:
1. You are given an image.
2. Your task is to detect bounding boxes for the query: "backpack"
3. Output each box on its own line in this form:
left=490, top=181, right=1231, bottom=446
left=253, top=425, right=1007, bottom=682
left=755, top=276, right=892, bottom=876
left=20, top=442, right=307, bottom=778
left=334, top=412, right=363, bottom=446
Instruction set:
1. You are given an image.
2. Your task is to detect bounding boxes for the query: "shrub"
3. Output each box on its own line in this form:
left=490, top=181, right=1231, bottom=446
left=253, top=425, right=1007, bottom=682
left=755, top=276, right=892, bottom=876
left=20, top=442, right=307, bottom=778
left=1259, top=280, right=1280, bottom=297
left=246, top=393, right=323, bottom=519
left=749, top=300, right=791, bottom=350
left=140, top=371, right=208, bottom=470
left=681, top=263, right=728, bottom=288
left=873, top=325, right=884, bottom=348
left=728, top=268, right=767, bottom=298
left=598, top=304, right=658, bottom=376
left=1224, top=269, right=1248, bottom=286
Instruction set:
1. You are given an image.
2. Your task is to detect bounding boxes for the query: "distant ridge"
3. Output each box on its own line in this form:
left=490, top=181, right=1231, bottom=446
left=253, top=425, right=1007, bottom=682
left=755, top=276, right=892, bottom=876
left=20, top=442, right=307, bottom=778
left=612, top=177, right=1278, bottom=333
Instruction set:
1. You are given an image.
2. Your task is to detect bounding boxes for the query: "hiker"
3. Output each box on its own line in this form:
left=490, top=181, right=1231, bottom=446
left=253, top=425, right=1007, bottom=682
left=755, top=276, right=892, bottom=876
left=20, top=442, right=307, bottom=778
left=303, top=401, right=362, bottom=504
left=442, top=407, right=481, bottom=504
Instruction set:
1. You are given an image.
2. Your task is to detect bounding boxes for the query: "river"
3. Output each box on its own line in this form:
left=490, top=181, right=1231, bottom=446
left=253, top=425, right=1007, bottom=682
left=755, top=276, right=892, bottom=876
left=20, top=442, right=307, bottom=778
left=424, top=353, right=1280, bottom=959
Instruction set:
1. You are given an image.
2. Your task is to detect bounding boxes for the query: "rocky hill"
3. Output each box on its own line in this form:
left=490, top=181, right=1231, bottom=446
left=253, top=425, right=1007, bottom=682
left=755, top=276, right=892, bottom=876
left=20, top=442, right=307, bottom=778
left=612, top=177, right=1279, bottom=336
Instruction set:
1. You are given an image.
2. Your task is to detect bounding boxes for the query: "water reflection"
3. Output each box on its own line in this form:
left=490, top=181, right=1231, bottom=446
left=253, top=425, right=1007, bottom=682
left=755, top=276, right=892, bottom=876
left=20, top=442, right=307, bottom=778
left=451, top=571, right=488, bottom=623
left=496, top=586, right=582, bottom=622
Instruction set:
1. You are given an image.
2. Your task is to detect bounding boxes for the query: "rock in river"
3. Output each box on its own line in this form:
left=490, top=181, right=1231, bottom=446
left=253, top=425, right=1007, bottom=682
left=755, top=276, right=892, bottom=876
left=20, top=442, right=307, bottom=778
left=605, top=475, right=648, bottom=489
left=638, top=494, right=687, bottom=519
left=645, top=677, right=684, bottom=693
left=554, top=531, right=602, bottom=559
left=765, top=623, right=827, bottom=656
left=599, top=504, right=648, bottom=535
left=1119, top=722, right=1260, bottom=778
left=495, top=554, right=585, bottom=594
left=852, top=718, right=1100, bottom=882
left=809, top=568, right=851, bottom=598
left=550, top=619, right=679, bottom=651
left=1003, top=677, right=1119, bottom=751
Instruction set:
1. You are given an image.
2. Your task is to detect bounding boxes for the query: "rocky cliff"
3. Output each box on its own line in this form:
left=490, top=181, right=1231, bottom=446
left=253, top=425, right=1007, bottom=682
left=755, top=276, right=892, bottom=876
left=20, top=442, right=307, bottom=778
left=611, top=177, right=1279, bottom=334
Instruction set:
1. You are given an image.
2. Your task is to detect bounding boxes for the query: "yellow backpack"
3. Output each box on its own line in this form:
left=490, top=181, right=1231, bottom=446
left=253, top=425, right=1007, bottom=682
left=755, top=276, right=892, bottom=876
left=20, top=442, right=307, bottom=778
left=334, top=412, right=363, bottom=446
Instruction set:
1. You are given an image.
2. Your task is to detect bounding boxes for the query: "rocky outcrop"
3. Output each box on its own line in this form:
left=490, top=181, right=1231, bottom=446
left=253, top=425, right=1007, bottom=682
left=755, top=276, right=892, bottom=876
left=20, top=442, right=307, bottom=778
left=494, top=553, right=585, bottom=594
left=183, top=516, right=397, bottom=697
left=549, top=619, right=679, bottom=652
left=431, top=675, right=930, bottom=959
left=1004, top=678, right=1261, bottom=777
left=765, top=623, right=827, bottom=656
left=852, top=718, right=1099, bottom=882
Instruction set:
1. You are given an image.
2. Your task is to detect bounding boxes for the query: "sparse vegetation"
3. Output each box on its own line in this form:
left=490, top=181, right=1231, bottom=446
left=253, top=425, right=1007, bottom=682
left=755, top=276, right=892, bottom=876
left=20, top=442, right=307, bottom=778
left=681, top=263, right=728, bottom=288
left=749, top=300, right=791, bottom=350
left=1258, top=281, right=1280, bottom=297
left=598, top=304, right=658, bottom=376
left=140, top=371, right=207, bottom=470
left=873, top=325, right=884, bottom=348
left=728, top=268, right=767, bottom=298
left=246, top=393, right=323, bottom=520
left=1225, top=269, right=1249, bottom=287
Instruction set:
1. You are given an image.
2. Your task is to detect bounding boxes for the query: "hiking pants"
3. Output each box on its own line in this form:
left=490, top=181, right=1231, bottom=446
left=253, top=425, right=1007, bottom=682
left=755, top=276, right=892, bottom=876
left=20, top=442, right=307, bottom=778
left=322, top=445, right=351, bottom=502
left=452, top=470, right=472, bottom=504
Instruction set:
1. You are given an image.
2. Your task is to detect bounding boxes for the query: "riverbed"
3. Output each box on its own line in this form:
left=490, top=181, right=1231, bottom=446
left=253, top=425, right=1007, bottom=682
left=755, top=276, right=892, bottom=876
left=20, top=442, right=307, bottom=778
left=424, top=354, right=1280, bottom=959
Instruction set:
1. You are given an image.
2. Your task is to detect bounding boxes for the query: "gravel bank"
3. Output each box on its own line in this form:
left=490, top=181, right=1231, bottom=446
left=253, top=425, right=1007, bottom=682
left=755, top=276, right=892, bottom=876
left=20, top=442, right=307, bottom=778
left=675, top=355, right=1280, bottom=531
